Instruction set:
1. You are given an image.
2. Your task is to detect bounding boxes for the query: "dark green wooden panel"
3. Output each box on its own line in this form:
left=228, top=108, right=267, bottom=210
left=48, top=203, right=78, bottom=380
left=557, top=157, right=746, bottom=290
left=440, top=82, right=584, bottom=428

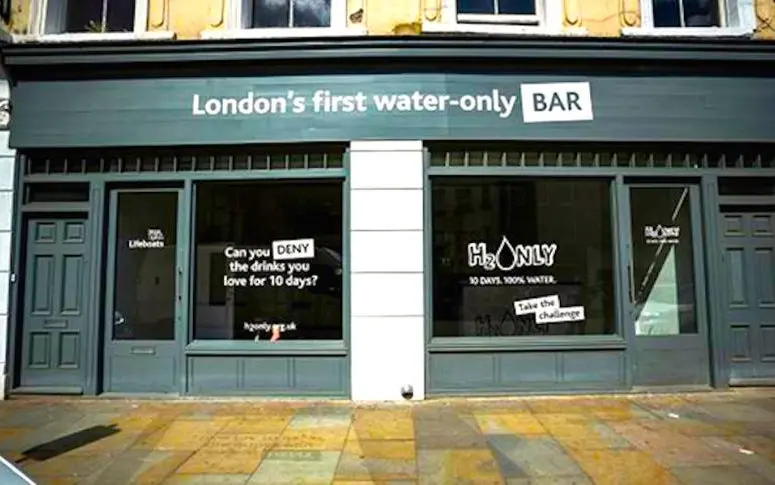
left=10, top=74, right=775, bottom=148
left=427, top=350, right=625, bottom=395
left=187, top=355, right=348, bottom=397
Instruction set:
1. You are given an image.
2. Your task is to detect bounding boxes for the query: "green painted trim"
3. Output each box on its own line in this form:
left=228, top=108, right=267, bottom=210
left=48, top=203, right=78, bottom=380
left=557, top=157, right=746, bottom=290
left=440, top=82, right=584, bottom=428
left=689, top=185, right=712, bottom=384
left=614, top=175, right=635, bottom=390
left=185, top=340, right=347, bottom=356
left=12, top=386, right=83, bottom=395
left=4, top=36, right=775, bottom=70
left=427, top=167, right=775, bottom=178
left=101, top=190, right=119, bottom=392
left=178, top=180, right=193, bottom=394
left=84, top=181, right=104, bottom=395
left=20, top=202, right=90, bottom=212
left=702, top=176, right=730, bottom=388
left=6, top=152, right=25, bottom=393
left=428, top=336, right=627, bottom=352
left=428, top=382, right=627, bottom=397
left=21, top=169, right=347, bottom=184
left=718, top=195, right=775, bottom=205
left=422, top=147, right=433, bottom=397
left=341, top=149, right=352, bottom=399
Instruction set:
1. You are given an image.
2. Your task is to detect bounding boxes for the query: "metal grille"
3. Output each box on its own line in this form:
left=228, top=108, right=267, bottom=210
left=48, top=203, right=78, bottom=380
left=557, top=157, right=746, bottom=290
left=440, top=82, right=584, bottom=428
left=429, top=145, right=775, bottom=169
left=22, top=144, right=346, bottom=175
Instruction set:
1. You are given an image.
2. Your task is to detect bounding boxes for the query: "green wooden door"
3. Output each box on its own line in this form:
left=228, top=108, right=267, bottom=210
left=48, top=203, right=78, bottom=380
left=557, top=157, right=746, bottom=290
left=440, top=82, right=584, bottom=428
left=20, top=218, right=89, bottom=392
left=103, top=190, right=183, bottom=393
left=722, top=209, right=775, bottom=384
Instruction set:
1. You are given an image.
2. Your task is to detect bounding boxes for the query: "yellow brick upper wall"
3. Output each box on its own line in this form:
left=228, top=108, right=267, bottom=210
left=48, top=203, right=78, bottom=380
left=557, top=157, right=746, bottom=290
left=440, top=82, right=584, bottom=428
left=5, top=0, right=774, bottom=41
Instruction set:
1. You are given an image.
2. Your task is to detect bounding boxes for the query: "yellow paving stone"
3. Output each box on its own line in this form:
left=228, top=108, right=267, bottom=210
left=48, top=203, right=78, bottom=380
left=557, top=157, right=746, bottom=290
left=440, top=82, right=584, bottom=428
left=535, top=414, right=593, bottom=438
left=110, top=413, right=162, bottom=432
left=276, top=427, right=349, bottom=450
left=343, top=439, right=415, bottom=460
left=220, top=416, right=292, bottom=434
left=176, top=451, right=266, bottom=474
left=569, top=449, right=681, bottom=485
left=133, top=451, right=194, bottom=485
left=592, top=409, right=635, bottom=422
left=474, top=412, right=548, bottom=435
left=76, top=430, right=144, bottom=453
left=153, top=420, right=226, bottom=451
left=351, top=411, right=413, bottom=440
left=201, top=433, right=278, bottom=453
left=447, top=449, right=504, bottom=484
left=0, top=428, right=32, bottom=441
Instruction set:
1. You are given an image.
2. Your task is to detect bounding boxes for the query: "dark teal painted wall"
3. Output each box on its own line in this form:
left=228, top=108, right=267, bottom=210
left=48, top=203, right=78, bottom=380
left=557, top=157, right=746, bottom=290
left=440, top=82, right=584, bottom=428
left=10, top=73, right=775, bottom=148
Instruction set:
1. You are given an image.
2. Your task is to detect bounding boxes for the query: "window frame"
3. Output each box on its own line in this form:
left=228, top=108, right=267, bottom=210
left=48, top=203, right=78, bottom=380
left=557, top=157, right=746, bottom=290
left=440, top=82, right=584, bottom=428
left=26, top=0, right=174, bottom=41
left=422, top=0, right=577, bottom=36
left=622, top=0, right=755, bottom=37
left=203, top=0, right=362, bottom=39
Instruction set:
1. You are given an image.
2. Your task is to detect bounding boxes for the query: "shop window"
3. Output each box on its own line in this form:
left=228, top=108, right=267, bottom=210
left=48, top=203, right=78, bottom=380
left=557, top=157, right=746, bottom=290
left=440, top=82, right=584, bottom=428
left=629, top=187, right=698, bottom=336
left=193, top=181, right=343, bottom=342
left=31, top=0, right=142, bottom=34
left=431, top=178, right=616, bottom=338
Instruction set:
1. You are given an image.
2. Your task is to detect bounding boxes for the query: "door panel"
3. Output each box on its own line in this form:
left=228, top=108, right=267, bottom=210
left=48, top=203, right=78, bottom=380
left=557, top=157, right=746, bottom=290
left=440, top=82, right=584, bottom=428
left=625, top=185, right=710, bottom=387
left=20, top=218, right=88, bottom=390
left=723, top=210, right=775, bottom=383
left=104, top=190, right=182, bottom=393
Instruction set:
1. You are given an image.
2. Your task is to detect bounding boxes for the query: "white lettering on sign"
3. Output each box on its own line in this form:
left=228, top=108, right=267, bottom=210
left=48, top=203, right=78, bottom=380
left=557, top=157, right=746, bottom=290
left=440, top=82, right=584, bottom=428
left=644, top=225, right=680, bottom=245
left=128, top=227, right=165, bottom=249
left=190, top=84, right=596, bottom=124
left=271, top=238, right=315, bottom=260
left=535, top=306, right=586, bottom=324
left=514, top=295, right=560, bottom=315
left=520, top=82, right=593, bottom=123
left=468, top=236, right=557, bottom=271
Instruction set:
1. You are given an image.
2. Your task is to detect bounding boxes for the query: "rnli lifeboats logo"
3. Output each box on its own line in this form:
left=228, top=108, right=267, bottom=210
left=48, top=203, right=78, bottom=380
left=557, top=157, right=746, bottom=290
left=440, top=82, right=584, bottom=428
left=644, top=225, right=680, bottom=245
left=128, top=228, right=166, bottom=249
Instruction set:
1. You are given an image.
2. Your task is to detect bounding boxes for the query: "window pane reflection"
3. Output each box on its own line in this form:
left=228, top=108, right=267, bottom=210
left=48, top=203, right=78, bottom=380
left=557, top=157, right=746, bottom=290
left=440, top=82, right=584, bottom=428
left=629, top=187, right=698, bottom=336
left=253, top=0, right=331, bottom=27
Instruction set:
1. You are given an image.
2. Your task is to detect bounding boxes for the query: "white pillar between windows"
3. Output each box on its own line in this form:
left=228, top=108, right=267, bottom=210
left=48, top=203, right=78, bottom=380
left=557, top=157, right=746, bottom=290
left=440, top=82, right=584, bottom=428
left=349, top=140, right=425, bottom=401
left=0, top=79, right=15, bottom=400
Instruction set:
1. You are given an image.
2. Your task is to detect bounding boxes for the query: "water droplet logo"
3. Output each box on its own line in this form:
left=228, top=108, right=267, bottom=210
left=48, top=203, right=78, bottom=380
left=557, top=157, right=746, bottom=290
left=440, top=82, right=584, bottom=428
left=495, top=236, right=518, bottom=271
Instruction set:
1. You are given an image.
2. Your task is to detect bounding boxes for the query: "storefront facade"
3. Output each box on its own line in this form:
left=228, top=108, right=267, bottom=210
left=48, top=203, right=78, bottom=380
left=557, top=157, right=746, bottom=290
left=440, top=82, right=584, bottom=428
left=2, top=37, right=775, bottom=399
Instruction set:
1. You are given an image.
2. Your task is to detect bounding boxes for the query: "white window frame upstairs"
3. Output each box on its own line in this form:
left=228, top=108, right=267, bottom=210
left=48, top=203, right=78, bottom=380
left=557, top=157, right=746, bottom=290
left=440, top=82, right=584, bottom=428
left=622, top=0, right=755, bottom=37
left=24, top=0, right=174, bottom=42
left=422, top=0, right=585, bottom=35
left=202, top=0, right=365, bottom=40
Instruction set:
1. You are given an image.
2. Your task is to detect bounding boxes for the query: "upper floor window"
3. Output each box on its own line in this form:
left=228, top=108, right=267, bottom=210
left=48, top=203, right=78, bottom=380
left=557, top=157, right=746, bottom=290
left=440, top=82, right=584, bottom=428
left=457, top=0, right=541, bottom=26
left=33, top=0, right=144, bottom=35
left=423, top=0, right=566, bottom=35
left=629, top=0, right=755, bottom=34
left=652, top=0, right=720, bottom=26
left=252, top=0, right=331, bottom=28
left=230, top=0, right=347, bottom=32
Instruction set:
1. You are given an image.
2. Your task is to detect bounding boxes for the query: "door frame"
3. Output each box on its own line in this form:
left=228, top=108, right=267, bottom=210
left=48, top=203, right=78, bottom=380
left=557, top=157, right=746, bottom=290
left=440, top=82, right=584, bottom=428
left=620, top=182, right=711, bottom=387
left=101, top=187, right=187, bottom=394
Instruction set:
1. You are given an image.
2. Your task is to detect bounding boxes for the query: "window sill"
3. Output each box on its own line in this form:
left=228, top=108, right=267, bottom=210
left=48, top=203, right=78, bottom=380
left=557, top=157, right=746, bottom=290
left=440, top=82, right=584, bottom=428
left=620, top=27, right=753, bottom=38
left=14, top=31, right=176, bottom=43
left=185, top=339, right=347, bottom=356
left=428, top=335, right=627, bottom=352
left=421, top=21, right=587, bottom=36
left=201, top=27, right=367, bottom=40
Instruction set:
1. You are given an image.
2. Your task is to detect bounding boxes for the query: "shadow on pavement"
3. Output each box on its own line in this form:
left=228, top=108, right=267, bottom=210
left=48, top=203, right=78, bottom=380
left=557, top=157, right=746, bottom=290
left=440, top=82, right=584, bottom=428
left=16, top=424, right=120, bottom=464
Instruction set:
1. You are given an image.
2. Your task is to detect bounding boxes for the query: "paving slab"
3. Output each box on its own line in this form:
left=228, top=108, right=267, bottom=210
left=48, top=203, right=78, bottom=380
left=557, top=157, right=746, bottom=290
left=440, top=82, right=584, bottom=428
left=0, top=391, right=774, bottom=484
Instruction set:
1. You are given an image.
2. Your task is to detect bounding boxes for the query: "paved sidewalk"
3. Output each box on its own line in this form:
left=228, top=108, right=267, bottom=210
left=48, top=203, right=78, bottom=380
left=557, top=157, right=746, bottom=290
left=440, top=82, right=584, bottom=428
left=1, top=390, right=775, bottom=484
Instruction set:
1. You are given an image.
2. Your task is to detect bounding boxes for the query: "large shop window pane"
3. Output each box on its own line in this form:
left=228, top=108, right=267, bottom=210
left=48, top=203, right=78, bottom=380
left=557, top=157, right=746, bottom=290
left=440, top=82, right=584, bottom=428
left=431, top=178, right=616, bottom=338
left=629, top=187, right=697, bottom=336
left=193, top=181, right=343, bottom=341
left=113, top=192, right=178, bottom=341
